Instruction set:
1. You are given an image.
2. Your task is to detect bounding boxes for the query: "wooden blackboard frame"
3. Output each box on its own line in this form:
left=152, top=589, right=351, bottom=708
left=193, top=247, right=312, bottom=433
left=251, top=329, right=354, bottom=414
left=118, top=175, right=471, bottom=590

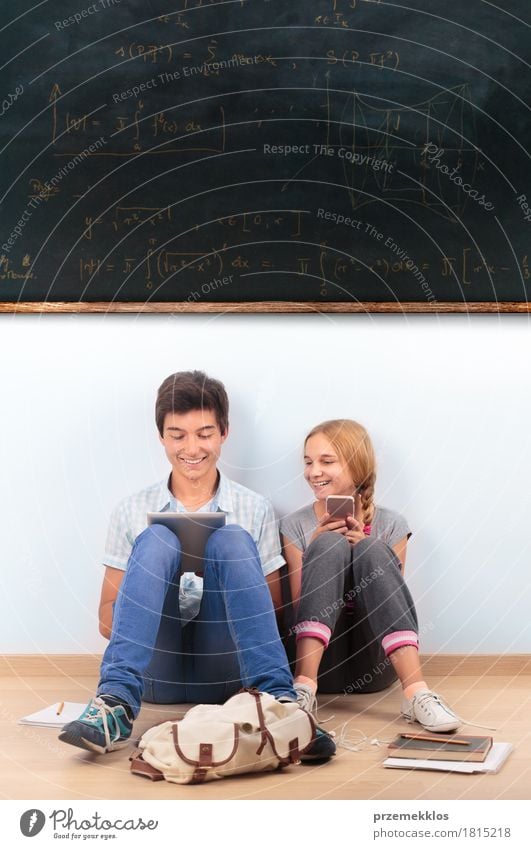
left=0, top=301, right=529, bottom=313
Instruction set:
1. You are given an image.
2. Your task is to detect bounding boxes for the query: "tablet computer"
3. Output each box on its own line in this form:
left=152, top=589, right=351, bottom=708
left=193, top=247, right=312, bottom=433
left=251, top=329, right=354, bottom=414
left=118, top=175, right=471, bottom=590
left=147, top=512, right=227, bottom=572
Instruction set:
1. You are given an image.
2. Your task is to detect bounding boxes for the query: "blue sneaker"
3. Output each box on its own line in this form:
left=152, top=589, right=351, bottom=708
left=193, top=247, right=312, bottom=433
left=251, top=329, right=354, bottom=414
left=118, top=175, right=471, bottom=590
left=301, top=726, right=336, bottom=762
left=58, top=695, right=133, bottom=754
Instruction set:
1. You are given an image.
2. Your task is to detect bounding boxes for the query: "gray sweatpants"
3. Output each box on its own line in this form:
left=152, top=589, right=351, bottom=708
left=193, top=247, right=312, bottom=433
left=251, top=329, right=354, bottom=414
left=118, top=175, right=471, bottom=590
left=291, top=532, right=419, bottom=694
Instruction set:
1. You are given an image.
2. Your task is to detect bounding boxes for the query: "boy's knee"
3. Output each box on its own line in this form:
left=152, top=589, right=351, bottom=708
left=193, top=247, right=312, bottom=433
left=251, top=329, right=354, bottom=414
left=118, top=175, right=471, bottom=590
left=205, top=523, right=256, bottom=562
left=134, top=524, right=181, bottom=568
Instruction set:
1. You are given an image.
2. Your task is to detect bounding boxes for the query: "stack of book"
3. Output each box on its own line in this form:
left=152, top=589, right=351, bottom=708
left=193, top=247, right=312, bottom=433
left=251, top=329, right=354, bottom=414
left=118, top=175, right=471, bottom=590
left=383, top=733, right=513, bottom=774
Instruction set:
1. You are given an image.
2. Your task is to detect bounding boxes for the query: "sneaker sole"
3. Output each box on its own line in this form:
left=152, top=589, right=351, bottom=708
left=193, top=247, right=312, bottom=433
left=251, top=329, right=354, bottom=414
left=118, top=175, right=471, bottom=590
left=299, top=737, right=337, bottom=762
left=300, top=751, right=336, bottom=763
left=58, top=724, right=130, bottom=754
left=401, top=713, right=461, bottom=733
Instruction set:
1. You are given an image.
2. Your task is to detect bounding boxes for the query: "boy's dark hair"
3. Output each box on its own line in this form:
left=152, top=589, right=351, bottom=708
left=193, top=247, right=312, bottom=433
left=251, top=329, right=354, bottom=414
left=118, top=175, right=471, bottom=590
left=155, top=371, right=229, bottom=436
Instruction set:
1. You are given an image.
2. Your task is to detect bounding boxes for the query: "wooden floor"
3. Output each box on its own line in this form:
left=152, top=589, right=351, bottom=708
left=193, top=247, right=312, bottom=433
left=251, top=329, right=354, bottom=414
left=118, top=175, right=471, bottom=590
left=2, top=667, right=530, bottom=800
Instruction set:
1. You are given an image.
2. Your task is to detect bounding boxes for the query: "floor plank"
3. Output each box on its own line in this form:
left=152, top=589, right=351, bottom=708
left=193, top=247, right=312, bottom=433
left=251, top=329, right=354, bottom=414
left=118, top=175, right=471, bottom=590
left=2, top=675, right=530, bottom=800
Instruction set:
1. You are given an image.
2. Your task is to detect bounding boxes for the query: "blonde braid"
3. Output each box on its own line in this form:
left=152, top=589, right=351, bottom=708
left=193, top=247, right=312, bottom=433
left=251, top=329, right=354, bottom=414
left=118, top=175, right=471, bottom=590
left=359, top=472, right=376, bottom=526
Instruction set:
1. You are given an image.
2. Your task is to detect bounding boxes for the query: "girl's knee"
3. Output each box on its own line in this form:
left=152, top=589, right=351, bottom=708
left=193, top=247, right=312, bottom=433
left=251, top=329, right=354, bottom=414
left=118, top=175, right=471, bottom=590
left=301, top=538, right=350, bottom=599
left=306, top=531, right=350, bottom=559
left=352, top=537, right=395, bottom=566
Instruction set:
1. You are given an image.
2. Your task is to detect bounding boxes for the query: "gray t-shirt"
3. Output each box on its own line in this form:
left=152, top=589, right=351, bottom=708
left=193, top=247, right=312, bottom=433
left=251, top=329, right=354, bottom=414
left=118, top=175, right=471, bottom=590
left=280, top=503, right=411, bottom=553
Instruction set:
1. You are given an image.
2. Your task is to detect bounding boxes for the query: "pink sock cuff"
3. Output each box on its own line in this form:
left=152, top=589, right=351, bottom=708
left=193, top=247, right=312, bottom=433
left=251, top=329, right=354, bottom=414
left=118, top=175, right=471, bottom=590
left=294, top=620, right=332, bottom=648
left=382, top=630, right=419, bottom=657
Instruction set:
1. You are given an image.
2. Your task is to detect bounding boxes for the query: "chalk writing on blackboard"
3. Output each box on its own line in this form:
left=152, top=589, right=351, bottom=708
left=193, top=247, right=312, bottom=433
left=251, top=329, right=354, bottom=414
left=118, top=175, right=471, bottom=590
left=0, top=0, right=529, bottom=306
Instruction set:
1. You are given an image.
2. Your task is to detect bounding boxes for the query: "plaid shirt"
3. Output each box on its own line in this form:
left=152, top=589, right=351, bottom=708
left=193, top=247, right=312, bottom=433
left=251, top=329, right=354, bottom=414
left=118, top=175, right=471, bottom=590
left=103, top=471, right=285, bottom=622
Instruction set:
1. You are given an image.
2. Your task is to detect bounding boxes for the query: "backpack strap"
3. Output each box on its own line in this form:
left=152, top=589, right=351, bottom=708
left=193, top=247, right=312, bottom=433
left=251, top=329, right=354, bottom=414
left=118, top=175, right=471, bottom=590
left=129, top=750, right=165, bottom=781
left=247, top=688, right=290, bottom=765
left=171, top=722, right=240, bottom=783
left=192, top=743, right=213, bottom=784
left=289, top=738, right=301, bottom=764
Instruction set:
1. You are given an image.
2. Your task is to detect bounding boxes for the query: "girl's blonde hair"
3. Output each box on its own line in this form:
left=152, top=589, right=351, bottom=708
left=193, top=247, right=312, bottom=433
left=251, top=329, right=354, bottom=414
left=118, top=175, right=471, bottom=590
left=305, top=419, right=376, bottom=525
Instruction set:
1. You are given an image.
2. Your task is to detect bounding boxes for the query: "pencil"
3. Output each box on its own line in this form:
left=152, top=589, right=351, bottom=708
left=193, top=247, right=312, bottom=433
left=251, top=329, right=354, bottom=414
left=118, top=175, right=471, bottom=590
left=400, top=733, right=470, bottom=746
left=56, top=701, right=64, bottom=716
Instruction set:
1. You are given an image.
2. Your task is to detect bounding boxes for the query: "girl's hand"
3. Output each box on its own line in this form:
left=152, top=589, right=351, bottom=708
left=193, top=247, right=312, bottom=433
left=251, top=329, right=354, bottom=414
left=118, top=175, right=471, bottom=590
left=309, top=512, right=348, bottom=544
left=345, top=492, right=367, bottom=547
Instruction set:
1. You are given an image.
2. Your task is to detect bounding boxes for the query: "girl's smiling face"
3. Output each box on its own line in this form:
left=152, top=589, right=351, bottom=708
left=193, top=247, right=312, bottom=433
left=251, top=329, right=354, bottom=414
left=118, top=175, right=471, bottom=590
left=304, top=432, right=357, bottom=501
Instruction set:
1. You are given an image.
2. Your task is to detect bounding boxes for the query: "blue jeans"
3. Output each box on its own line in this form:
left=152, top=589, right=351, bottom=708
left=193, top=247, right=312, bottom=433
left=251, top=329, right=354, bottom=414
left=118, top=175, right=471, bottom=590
left=97, top=524, right=296, bottom=717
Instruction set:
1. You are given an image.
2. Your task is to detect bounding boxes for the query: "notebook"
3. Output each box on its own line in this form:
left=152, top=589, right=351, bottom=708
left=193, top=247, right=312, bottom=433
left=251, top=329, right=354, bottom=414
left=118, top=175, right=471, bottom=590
left=388, top=733, right=493, bottom=762
left=19, top=702, right=87, bottom=728
left=383, top=742, right=513, bottom=774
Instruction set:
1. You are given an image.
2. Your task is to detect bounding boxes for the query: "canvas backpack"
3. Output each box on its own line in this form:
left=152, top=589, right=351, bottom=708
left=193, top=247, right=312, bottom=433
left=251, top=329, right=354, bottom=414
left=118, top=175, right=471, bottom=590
left=129, top=688, right=316, bottom=784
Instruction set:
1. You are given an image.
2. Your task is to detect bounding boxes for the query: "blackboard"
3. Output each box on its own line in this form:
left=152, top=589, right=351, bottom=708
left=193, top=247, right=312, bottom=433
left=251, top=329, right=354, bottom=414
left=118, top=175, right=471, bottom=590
left=1, top=0, right=530, bottom=311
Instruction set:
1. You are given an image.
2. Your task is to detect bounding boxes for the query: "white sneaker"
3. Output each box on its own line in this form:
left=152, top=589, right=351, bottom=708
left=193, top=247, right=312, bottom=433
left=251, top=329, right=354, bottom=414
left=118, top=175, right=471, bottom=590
left=294, top=682, right=317, bottom=716
left=401, top=688, right=461, bottom=733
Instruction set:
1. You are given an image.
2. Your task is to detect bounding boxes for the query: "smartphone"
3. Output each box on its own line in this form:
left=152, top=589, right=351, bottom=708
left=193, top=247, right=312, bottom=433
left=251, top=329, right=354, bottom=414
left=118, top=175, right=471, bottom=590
left=326, top=495, right=355, bottom=519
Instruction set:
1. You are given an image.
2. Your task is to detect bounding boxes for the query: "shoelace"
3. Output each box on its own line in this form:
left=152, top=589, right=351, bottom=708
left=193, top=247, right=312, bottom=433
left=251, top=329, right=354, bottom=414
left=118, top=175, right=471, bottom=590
left=83, top=697, right=125, bottom=749
left=412, top=691, right=497, bottom=732
left=295, top=686, right=316, bottom=714
left=295, top=686, right=336, bottom=724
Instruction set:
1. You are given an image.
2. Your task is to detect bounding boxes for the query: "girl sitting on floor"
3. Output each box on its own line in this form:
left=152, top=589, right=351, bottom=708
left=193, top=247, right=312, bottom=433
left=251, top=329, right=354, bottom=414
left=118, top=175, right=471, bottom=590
left=280, top=418, right=460, bottom=733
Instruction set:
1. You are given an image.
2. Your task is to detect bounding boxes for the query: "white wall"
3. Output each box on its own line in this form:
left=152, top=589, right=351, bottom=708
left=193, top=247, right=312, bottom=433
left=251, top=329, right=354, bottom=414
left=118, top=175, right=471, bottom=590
left=1, top=313, right=530, bottom=655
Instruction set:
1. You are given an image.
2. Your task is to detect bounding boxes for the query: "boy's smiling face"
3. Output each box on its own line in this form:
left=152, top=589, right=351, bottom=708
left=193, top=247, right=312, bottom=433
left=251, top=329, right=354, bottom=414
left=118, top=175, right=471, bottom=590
left=159, top=408, right=227, bottom=486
